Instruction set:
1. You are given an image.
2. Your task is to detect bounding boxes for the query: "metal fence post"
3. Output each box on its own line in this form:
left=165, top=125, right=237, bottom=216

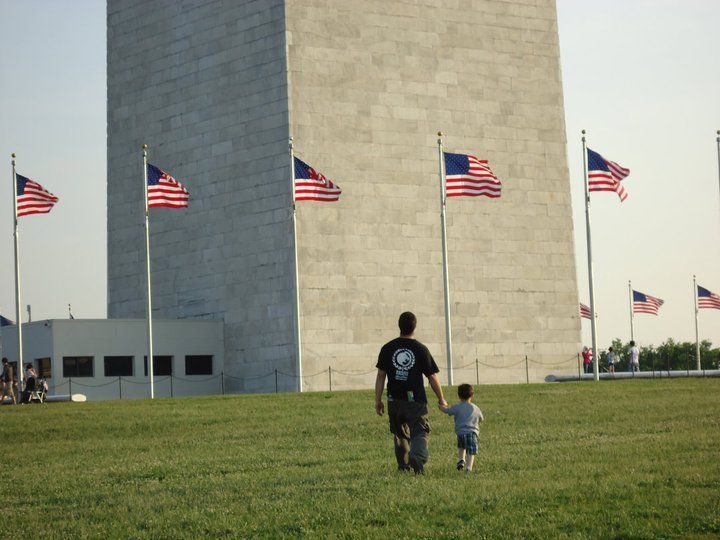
left=170, top=374, right=174, bottom=398
left=275, top=369, right=278, bottom=393
left=68, top=377, right=72, bottom=396
left=577, top=353, right=581, bottom=378
left=475, top=358, right=479, bottom=385
left=221, top=371, right=225, bottom=395
left=525, top=355, right=529, bottom=384
left=118, top=377, right=122, bottom=400
left=328, top=367, right=332, bottom=392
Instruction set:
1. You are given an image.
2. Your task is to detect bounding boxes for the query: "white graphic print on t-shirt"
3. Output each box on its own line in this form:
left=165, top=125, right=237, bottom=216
left=392, top=349, right=416, bottom=381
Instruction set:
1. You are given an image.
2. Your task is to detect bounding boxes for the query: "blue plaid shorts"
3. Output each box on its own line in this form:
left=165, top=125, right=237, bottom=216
left=457, top=433, right=478, bottom=455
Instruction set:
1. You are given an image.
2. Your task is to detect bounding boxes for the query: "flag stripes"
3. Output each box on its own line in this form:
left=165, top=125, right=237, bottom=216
left=632, top=290, right=664, bottom=315
left=444, top=152, right=501, bottom=198
left=16, top=174, right=59, bottom=217
left=698, top=285, right=720, bottom=310
left=587, top=148, right=630, bottom=202
left=294, top=157, right=341, bottom=202
left=147, top=163, right=189, bottom=208
left=579, top=303, right=592, bottom=319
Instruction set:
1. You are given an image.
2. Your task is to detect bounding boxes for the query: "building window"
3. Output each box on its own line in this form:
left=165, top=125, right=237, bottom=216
left=143, top=356, right=172, bottom=376
left=63, top=357, right=94, bottom=377
left=185, top=355, right=213, bottom=375
left=104, top=356, right=133, bottom=377
left=36, top=358, right=52, bottom=378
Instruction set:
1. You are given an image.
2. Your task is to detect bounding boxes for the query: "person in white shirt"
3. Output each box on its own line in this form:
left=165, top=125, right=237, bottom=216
left=628, top=341, right=640, bottom=372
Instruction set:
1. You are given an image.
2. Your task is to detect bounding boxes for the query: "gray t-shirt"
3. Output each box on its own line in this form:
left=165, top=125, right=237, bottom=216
left=444, top=401, right=484, bottom=436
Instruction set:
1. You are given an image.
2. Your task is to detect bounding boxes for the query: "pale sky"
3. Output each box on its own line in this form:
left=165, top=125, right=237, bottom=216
left=0, top=1, right=718, bottom=348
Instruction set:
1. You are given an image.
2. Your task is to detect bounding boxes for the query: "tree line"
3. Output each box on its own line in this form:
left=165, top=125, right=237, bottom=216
left=598, top=339, right=720, bottom=372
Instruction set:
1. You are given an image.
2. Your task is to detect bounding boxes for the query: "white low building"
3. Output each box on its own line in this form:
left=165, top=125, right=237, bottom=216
left=0, top=319, right=224, bottom=401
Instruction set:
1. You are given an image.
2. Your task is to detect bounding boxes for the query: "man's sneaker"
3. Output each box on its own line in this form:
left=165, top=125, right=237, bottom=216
left=456, top=459, right=465, bottom=471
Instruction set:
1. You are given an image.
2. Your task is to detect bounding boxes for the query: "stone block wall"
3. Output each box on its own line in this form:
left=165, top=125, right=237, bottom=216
left=286, top=0, right=580, bottom=389
left=107, top=0, right=297, bottom=391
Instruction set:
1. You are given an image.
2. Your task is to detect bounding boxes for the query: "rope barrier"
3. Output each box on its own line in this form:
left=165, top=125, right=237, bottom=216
left=453, top=361, right=477, bottom=370
left=332, top=369, right=376, bottom=376
left=476, top=358, right=527, bottom=369
left=302, top=369, right=330, bottom=378
left=224, top=372, right=274, bottom=382
left=65, top=378, right=121, bottom=388
left=527, top=356, right=578, bottom=367
left=170, top=374, right=220, bottom=383
left=119, top=376, right=172, bottom=385
left=39, top=355, right=593, bottom=399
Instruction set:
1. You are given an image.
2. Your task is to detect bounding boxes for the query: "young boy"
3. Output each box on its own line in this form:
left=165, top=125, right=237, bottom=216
left=440, top=384, right=484, bottom=473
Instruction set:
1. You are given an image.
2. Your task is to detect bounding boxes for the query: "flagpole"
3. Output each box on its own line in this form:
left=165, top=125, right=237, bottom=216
left=11, top=153, right=24, bottom=393
left=693, top=275, right=700, bottom=370
left=716, top=130, right=720, bottom=226
left=289, top=137, right=303, bottom=393
left=437, top=132, right=454, bottom=386
left=628, top=280, right=634, bottom=342
left=582, top=131, right=599, bottom=381
left=142, top=144, right=155, bottom=399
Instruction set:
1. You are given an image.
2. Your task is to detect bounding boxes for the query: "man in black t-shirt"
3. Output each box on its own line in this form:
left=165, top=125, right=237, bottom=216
left=375, top=312, right=447, bottom=474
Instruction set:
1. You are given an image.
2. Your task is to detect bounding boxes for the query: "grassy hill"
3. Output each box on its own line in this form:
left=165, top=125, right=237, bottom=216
left=4, top=378, right=719, bottom=538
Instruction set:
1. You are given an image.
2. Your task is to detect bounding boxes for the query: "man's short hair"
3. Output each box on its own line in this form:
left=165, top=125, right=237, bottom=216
left=458, top=384, right=474, bottom=400
left=629, top=340, right=635, bottom=346
left=398, top=312, right=417, bottom=335
left=1, top=358, right=7, bottom=364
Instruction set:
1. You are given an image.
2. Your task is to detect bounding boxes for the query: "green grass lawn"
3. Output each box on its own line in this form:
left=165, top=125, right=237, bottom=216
left=4, top=378, right=720, bottom=538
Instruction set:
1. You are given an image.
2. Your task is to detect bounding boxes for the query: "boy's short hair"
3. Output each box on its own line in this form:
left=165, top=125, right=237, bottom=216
left=458, top=384, right=474, bottom=400
left=398, top=312, right=417, bottom=335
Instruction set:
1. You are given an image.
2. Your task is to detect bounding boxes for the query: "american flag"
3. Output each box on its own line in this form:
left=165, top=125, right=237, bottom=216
left=587, top=148, right=630, bottom=202
left=16, top=174, right=59, bottom=217
left=698, top=285, right=720, bottom=310
left=444, top=152, right=501, bottom=198
left=579, top=303, right=592, bottom=319
left=294, top=157, right=341, bottom=202
left=147, top=163, right=189, bottom=208
left=632, top=290, right=664, bottom=315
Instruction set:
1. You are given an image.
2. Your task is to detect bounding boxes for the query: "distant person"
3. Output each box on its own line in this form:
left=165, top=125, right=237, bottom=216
left=582, top=347, right=593, bottom=374
left=606, top=347, right=616, bottom=374
left=25, top=363, right=37, bottom=386
left=375, top=311, right=447, bottom=475
left=1, top=358, right=16, bottom=405
left=629, top=341, right=640, bottom=372
left=23, top=363, right=37, bottom=403
left=439, top=384, right=484, bottom=474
